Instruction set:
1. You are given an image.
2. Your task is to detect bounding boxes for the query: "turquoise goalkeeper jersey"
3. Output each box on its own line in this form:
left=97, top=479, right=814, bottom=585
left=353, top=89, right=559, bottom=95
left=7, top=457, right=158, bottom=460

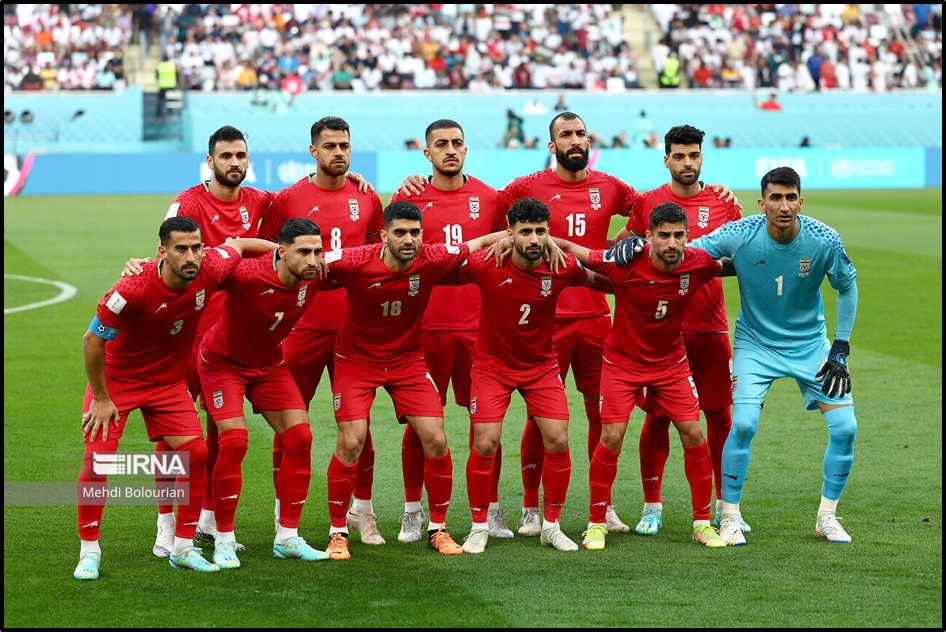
left=690, top=214, right=857, bottom=351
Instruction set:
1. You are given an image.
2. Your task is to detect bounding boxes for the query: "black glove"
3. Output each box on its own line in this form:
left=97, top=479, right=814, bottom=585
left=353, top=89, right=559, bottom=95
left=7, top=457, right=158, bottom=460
left=815, top=340, right=851, bottom=398
left=605, top=236, right=646, bottom=267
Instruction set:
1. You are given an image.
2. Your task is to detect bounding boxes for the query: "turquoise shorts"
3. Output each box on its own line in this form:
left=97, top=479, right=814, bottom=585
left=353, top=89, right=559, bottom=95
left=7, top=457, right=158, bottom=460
left=732, top=337, right=854, bottom=410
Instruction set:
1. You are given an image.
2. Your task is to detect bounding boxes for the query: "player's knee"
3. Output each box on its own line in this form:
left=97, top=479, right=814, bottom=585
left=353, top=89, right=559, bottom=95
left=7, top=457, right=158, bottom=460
left=280, top=423, right=313, bottom=453
left=424, top=433, right=448, bottom=458
left=825, top=407, right=857, bottom=448
left=731, top=404, right=761, bottom=443
left=184, top=437, right=209, bottom=469
left=544, top=432, right=570, bottom=453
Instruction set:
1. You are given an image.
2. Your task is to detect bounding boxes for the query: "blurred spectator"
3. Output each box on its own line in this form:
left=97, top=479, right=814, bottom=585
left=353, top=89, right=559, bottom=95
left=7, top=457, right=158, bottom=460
left=498, top=107, right=525, bottom=147
left=659, top=50, right=681, bottom=88
left=631, top=110, right=655, bottom=148
left=553, top=93, right=569, bottom=112
left=404, top=137, right=422, bottom=150
left=754, top=92, right=782, bottom=111
left=800, top=136, right=811, bottom=147
left=807, top=49, right=825, bottom=91
left=611, top=131, right=629, bottom=148
left=155, top=54, right=178, bottom=119
left=644, top=131, right=661, bottom=149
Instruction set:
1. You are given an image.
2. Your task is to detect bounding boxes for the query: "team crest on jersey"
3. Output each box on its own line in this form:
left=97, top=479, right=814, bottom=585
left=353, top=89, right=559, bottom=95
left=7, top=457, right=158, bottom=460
left=470, top=397, right=477, bottom=414
left=469, top=196, right=480, bottom=219
left=212, top=390, right=223, bottom=409
left=408, top=274, right=421, bottom=296
left=333, top=393, right=341, bottom=411
left=798, top=258, right=811, bottom=277
left=698, top=206, right=710, bottom=229
left=297, top=285, right=308, bottom=306
left=348, top=199, right=360, bottom=222
left=195, top=289, right=206, bottom=311
left=678, top=274, right=690, bottom=296
left=589, top=187, right=601, bottom=210
left=540, top=275, right=552, bottom=297
left=239, top=206, right=251, bottom=230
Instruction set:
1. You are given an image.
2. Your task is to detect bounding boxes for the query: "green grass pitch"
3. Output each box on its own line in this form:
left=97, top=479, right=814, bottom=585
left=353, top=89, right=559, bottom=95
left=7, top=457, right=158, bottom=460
left=3, top=189, right=942, bottom=627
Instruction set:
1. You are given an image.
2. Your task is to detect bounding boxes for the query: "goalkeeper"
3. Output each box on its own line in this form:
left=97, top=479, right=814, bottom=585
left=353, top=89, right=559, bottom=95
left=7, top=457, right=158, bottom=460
left=614, top=166, right=858, bottom=545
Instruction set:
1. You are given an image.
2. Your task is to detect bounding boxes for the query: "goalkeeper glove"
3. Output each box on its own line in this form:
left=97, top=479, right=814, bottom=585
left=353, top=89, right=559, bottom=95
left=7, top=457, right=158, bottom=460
left=815, top=340, right=851, bottom=398
left=604, top=236, right=646, bottom=267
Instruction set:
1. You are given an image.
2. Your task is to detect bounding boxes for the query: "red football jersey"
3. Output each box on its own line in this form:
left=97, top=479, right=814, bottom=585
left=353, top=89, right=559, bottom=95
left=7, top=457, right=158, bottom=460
left=200, top=251, right=332, bottom=369
left=586, top=246, right=721, bottom=368
left=626, top=183, right=741, bottom=335
left=258, top=176, right=384, bottom=331
left=390, top=175, right=508, bottom=331
left=450, top=251, right=587, bottom=372
left=165, top=181, right=275, bottom=336
left=326, top=242, right=470, bottom=364
left=91, top=246, right=241, bottom=384
left=501, top=168, right=641, bottom=319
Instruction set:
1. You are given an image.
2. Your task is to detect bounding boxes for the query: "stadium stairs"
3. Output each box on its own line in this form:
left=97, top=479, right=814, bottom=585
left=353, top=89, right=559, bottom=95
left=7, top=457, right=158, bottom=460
left=621, top=5, right=661, bottom=88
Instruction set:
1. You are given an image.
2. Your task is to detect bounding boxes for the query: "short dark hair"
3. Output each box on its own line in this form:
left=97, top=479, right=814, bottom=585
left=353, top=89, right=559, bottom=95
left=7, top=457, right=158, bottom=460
left=664, top=124, right=705, bottom=154
left=383, top=200, right=422, bottom=228
left=208, top=125, right=247, bottom=157
left=649, top=201, right=688, bottom=231
left=548, top=111, right=584, bottom=141
left=761, top=166, right=801, bottom=196
left=425, top=119, right=464, bottom=145
left=507, top=197, right=550, bottom=226
left=311, top=116, right=350, bottom=144
left=279, top=217, right=321, bottom=245
left=159, top=216, right=200, bottom=246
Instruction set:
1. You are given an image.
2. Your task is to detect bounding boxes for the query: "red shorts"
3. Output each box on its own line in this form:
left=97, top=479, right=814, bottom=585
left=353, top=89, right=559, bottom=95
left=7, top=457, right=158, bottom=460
left=199, top=354, right=306, bottom=421
left=282, top=327, right=339, bottom=406
left=422, top=329, right=476, bottom=408
left=470, top=357, right=569, bottom=423
left=332, top=353, right=444, bottom=423
left=599, top=350, right=700, bottom=424
left=553, top=315, right=610, bottom=397
left=642, top=332, right=735, bottom=416
left=83, top=377, right=201, bottom=442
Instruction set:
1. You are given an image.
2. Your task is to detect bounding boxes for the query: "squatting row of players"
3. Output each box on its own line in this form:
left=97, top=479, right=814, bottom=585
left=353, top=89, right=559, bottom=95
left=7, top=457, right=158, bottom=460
left=74, top=113, right=858, bottom=579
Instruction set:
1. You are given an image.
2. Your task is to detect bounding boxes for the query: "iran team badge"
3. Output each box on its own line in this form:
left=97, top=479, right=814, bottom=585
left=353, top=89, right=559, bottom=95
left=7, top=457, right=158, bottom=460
left=698, top=206, right=710, bottom=229
left=678, top=273, right=690, bottom=296
left=589, top=187, right=601, bottom=210
left=296, top=285, right=308, bottom=306
left=541, top=275, right=552, bottom=297
left=470, top=397, right=477, bottom=414
left=333, top=393, right=341, bottom=411
left=408, top=274, right=421, bottom=296
left=212, top=390, right=224, bottom=409
left=195, top=289, right=206, bottom=311
left=798, top=258, right=811, bottom=277
left=239, top=206, right=251, bottom=230
left=469, top=196, right=480, bottom=219
left=348, top=199, right=360, bottom=221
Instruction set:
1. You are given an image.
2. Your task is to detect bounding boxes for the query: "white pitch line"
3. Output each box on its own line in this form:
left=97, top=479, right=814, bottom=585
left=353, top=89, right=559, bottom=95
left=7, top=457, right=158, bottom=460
left=4, top=274, right=78, bottom=315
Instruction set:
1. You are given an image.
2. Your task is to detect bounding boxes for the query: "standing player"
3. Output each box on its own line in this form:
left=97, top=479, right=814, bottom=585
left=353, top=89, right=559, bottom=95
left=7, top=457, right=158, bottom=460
left=74, top=217, right=271, bottom=580
left=199, top=218, right=331, bottom=568
left=256, top=116, right=386, bottom=546
left=611, top=124, right=745, bottom=536
left=152, top=125, right=275, bottom=556
left=689, top=167, right=859, bottom=545
left=388, top=119, right=513, bottom=543
left=320, top=201, right=505, bottom=560
left=555, top=203, right=729, bottom=550
left=451, top=197, right=611, bottom=554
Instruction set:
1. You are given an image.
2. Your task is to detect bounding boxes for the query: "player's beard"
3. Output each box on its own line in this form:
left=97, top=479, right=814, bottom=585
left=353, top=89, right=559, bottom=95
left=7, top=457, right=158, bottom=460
left=655, top=246, right=681, bottom=267
left=514, top=240, right=544, bottom=262
left=321, top=159, right=349, bottom=177
left=171, top=260, right=201, bottom=281
left=556, top=146, right=589, bottom=172
left=391, top=243, right=418, bottom=263
left=672, top=168, right=700, bottom=186
left=434, top=161, right=462, bottom=177
left=289, top=262, right=318, bottom=281
left=213, top=164, right=247, bottom=189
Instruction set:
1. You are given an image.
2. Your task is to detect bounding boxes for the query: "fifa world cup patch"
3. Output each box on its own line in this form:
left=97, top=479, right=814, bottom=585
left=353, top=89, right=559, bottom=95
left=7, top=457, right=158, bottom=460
left=678, top=273, right=690, bottom=296
left=106, top=291, right=127, bottom=314
left=408, top=274, right=420, bottom=296
left=798, top=258, right=811, bottom=277
left=469, top=196, right=480, bottom=219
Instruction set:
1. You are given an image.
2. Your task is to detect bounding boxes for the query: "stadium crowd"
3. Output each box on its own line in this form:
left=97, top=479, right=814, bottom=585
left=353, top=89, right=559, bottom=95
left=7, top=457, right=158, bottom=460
left=6, top=4, right=941, bottom=94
